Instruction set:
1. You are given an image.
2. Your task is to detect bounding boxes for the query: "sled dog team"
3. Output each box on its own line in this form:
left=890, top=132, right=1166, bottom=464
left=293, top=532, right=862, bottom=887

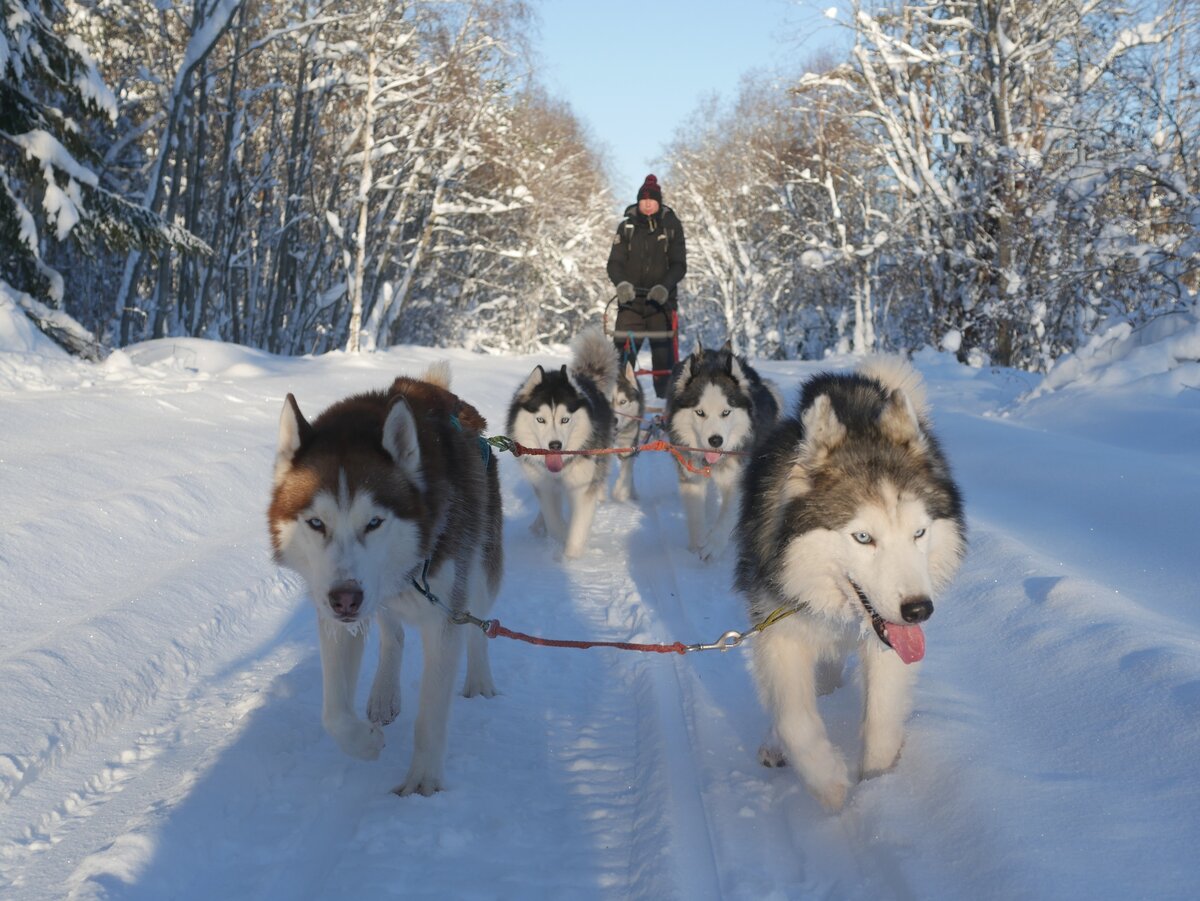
left=268, top=328, right=966, bottom=811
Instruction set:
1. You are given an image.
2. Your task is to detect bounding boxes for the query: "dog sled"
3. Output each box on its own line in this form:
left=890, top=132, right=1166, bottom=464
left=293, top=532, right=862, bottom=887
left=602, top=288, right=680, bottom=379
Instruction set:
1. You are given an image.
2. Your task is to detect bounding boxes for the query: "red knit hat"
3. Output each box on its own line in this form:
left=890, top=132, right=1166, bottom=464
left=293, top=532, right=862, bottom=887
left=637, top=174, right=663, bottom=204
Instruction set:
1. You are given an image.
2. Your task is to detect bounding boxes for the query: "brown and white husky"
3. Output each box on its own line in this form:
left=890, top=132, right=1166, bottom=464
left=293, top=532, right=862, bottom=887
left=268, top=362, right=502, bottom=796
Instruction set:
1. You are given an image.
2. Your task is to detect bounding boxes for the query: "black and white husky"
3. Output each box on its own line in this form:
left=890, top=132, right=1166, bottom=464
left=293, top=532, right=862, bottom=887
left=268, top=363, right=502, bottom=796
left=507, top=326, right=618, bottom=558
left=736, top=356, right=966, bottom=811
left=610, top=357, right=646, bottom=502
left=664, top=342, right=781, bottom=561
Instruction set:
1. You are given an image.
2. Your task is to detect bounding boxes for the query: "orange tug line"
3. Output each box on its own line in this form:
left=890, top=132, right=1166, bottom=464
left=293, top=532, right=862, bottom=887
left=486, top=434, right=746, bottom=478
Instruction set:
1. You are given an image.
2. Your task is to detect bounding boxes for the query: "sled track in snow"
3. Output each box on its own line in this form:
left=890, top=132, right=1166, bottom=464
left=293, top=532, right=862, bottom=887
left=0, top=567, right=302, bottom=893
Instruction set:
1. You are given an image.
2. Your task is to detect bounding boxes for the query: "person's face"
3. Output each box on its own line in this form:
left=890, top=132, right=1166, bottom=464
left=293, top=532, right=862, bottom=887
left=638, top=197, right=660, bottom=216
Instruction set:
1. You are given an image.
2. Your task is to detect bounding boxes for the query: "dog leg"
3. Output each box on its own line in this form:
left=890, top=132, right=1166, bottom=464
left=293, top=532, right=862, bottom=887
left=532, top=482, right=567, bottom=543
left=367, top=607, right=404, bottom=726
left=461, top=559, right=497, bottom=699
left=678, top=477, right=709, bottom=552
left=563, top=484, right=601, bottom=558
left=394, top=619, right=463, bottom=796
left=698, top=470, right=741, bottom=561
left=754, top=629, right=850, bottom=811
left=611, top=458, right=636, bottom=502
left=319, top=622, right=384, bottom=760
left=860, top=642, right=917, bottom=780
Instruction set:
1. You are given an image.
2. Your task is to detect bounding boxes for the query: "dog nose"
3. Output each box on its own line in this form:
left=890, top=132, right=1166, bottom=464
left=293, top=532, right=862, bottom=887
left=707, top=435, right=723, bottom=448
left=328, top=582, right=364, bottom=618
left=548, top=440, right=563, bottom=451
left=900, top=598, right=933, bottom=623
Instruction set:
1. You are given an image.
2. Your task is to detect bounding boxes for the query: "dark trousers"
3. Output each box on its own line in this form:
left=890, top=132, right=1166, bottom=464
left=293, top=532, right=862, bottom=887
left=613, top=298, right=674, bottom=398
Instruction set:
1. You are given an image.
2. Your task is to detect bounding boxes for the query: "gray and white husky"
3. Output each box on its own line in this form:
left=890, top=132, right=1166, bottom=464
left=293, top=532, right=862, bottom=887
left=736, top=356, right=966, bottom=811
left=507, top=326, right=618, bottom=558
left=610, top=358, right=646, bottom=502
left=268, top=363, right=502, bottom=796
left=664, top=342, right=781, bottom=561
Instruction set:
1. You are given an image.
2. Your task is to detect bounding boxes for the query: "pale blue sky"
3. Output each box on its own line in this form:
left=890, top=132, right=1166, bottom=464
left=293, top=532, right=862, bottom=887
left=532, top=0, right=848, bottom=209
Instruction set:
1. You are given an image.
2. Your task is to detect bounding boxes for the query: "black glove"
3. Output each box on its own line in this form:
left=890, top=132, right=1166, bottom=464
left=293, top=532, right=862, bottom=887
left=647, top=284, right=669, bottom=304
left=616, top=281, right=636, bottom=303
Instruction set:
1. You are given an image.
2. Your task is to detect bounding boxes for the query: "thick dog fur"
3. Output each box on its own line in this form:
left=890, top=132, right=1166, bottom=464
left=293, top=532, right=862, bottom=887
left=610, top=358, right=646, bottom=502
left=268, top=363, right=503, bottom=796
left=507, top=326, right=618, bottom=558
left=735, top=356, right=966, bottom=811
left=664, top=342, right=782, bottom=561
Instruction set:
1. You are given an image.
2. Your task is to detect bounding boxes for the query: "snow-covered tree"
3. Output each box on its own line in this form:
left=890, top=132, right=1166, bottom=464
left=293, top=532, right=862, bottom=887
left=801, top=0, right=1200, bottom=369
left=0, top=0, right=205, bottom=357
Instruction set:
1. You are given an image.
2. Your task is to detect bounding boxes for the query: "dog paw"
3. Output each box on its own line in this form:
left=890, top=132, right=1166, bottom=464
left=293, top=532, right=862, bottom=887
left=393, top=769, right=444, bottom=797
left=367, top=685, right=400, bottom=726
left=758, top=744, right=787, bottom=768
left=698, top=530, right=731, bottom=562
left=331, top=719, right=385, bottom=760
left=611, top=479, right=637, bottom=503
left=860, top=744, right=903, bottom=781
left=812, top=777, right=850, bottom=813
left=461, top=675, right=497, bottom=699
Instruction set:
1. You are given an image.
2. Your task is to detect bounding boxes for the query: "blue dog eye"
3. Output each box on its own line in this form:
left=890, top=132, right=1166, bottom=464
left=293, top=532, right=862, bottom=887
left=853, top=531, right=873, bottom=545
left=365, top=517, right=384, bottom=533
left=306, top=518, right=326, bottom=533
left=914, top=528, right=927, bottom=539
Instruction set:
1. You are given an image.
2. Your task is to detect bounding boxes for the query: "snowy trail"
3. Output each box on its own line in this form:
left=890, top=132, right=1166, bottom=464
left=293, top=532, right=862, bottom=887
left=2, top=341, right=1198, bottom=899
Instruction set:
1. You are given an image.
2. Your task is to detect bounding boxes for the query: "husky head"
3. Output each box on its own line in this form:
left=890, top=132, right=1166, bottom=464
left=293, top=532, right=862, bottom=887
left=509, top=364, right=595, bottom=474
left=269, top=392, right=426, bottom=629
left=775, top=368, right=965, bottom=664
left=668, top=342, right=757, bottom=465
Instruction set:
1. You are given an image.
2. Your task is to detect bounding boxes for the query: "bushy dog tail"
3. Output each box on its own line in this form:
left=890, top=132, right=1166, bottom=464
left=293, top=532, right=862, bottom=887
left=570, top=325, right=619, bottom=394
left=858, top=355, right=929, bottom=418
left=422, top=360, right=452, bottom=391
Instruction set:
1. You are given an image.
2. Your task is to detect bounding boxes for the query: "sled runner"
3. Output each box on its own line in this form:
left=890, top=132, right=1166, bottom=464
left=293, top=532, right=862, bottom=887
left=603, top=289, right=680, bottom=379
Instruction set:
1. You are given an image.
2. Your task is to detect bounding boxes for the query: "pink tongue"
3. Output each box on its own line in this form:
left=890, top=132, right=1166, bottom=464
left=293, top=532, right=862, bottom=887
left=886, top=623, right=926, bottom=664
left=545, top=453, right=564, bottom=473
left=704, top=450, right=722, bottom=465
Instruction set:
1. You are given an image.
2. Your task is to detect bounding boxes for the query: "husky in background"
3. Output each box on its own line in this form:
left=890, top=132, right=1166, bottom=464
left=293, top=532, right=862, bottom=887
left=268, top=363, right=502, bottom=797
left=507, top=326, right=618, bottom=558
left=610, top=357, right=646, bottom=502
left=736, top=356, right=966, bottom=811
left=664, top=342, right=781, bottom=561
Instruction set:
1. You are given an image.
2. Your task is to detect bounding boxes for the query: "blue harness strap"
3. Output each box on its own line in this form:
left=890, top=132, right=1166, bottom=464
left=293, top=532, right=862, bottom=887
left=449, top=413, right=492, bottom=466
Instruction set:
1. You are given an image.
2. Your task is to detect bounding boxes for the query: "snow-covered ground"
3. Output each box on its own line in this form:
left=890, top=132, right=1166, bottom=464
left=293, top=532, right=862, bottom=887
left=2, top=297, right=1199, bottom=900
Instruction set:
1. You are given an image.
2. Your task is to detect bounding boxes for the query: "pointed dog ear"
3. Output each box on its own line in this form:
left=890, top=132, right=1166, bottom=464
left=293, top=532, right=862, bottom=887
left=274, top=394, right=312, bottom=485
left=517, top=365, right=545, bottom=401
left=784, top=394, right=846, bottom=497
left=673, top=350, right=698, bottom=396
left=623, top=359, right=637, bottom=384
left=879, top=388, right=924, bottom=448
left=383, top=397, right=423, bottom=490
left=727, top=351, right=746, bottom=383
left=802, top=394, right=846, bottom=455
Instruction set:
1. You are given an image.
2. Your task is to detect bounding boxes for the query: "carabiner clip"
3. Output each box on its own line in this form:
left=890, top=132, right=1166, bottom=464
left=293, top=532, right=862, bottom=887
left=688, top=629, right=745, bottom=652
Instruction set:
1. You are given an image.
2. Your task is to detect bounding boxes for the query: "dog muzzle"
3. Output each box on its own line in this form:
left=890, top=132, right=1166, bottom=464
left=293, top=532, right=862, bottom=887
left=848, top=578, right=926, bottom=665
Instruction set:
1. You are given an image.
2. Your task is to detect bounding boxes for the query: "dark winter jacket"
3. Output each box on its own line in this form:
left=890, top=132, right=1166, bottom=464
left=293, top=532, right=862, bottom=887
left=606, top=204, right=687, bottom=307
